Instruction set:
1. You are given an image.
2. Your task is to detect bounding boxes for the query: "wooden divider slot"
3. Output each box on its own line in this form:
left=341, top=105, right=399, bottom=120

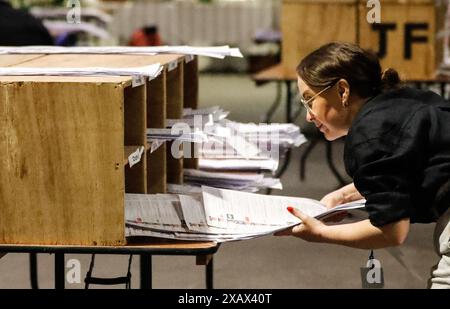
left=147, top=72, right=167, bottom=193
left=166, top=62, right=184, bottom=184
left=124, top=84, right=147, bottom=194
left=183, top=56, right=200, bottom=170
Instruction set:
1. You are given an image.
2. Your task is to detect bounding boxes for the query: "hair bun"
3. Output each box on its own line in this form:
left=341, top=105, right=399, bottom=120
left=381, top=68, right=401, bottom=90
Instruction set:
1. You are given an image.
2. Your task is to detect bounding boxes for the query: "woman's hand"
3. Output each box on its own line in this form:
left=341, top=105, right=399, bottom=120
left=320, top=189, right=348, bottom=222
left=320, top=183, right=364, bottom=222
left=274, top=207, right=327, bottom=243
left=320, top=189, right=346, bottom=209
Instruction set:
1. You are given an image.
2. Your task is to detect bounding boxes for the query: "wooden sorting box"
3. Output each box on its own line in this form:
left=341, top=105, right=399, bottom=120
left=282, top=0, right=447, bottom=79
left=0, top=53, right=198, bottom=246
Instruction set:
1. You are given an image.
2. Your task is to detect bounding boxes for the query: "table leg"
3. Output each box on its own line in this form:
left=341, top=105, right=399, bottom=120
left=140, top=253, right=152, bottom=289
left=326, top=141, right=346, bottom=186
left=29, top=253, right=39, bottom=289
left=269, top=80, right=294, bottom=183
left=263, top=81, right=282, bottom=123
left=300, top=139, right=318, bottom=180
left=440, top=82, right=447, bottom=99
left=206, top=257, right=214, bottom=290
left=285, top=80, right=293, bottom=123
left=54, top=253, right=65, bottom=289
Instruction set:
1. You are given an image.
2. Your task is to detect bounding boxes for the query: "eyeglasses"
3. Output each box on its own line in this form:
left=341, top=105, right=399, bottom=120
left=299, top=81, right=336, bottom=115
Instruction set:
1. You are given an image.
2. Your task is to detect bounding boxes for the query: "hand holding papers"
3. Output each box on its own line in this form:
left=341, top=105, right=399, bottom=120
left=125, top=186, right=367, bottom=242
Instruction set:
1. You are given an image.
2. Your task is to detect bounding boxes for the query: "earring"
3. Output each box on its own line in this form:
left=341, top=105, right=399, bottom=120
left=343, top=101, right=349, bottom=109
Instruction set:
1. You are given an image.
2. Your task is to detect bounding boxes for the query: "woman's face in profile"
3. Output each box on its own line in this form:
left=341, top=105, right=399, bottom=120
left=297, top=77, right=351, bottom=141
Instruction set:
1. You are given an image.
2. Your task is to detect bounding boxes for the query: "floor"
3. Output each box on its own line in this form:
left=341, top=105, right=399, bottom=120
left=0, top=73, right=438, bottom=289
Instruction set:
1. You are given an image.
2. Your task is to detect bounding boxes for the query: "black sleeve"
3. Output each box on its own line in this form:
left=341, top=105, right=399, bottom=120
left=351, top=106, right=431, bottom=226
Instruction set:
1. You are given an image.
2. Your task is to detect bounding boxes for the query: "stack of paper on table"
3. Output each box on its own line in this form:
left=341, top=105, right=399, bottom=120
left=0, top=63, right=163, bottom=79
left=0, top=45, right=243, bottom=59
left=197, top=120, right=307, bottom=173
left=146, top=106, right=306, bottom=190
left=125, top=186, right=367, bottom=242
left=183, top=168, right=282, bottom=192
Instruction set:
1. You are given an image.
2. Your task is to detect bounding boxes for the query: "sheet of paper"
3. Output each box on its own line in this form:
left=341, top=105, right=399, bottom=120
left=0, top=45, right=243, bottom=59
left=125, top=188, right=366, bottom=242
left=0, top=63, right=163, bottom=79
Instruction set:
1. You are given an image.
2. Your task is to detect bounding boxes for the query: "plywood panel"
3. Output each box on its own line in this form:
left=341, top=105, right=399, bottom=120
left=183, top=57, right=199, bottom=170
left=0, top=54, right=45, bottom=67
left=9, top=54, right=184, bottom=69
left=359, top=1, right=440, bottom=79
left=183, top=57, right=198, bottom=109
left=147, top=144, right=167, bottom=193
left=0, top=81, right=125, bottom=245
left=124, top=84, right=147, bottom=193
left=281, top=0, right=357, bottom=70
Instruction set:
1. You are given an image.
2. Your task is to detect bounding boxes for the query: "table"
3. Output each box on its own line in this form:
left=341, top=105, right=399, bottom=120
left=251, top=64, right=346, bottom=186
left=0, top=240, right=219, bottom=289
left=406, top=75, right=450, bottom=99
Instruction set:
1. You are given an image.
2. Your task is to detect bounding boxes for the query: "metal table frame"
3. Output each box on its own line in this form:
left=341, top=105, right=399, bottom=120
left=0, top=241, right=219, bottom=289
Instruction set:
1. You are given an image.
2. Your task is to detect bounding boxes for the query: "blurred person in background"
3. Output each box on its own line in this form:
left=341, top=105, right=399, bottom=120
left=0, top=0, right=53, bottom=45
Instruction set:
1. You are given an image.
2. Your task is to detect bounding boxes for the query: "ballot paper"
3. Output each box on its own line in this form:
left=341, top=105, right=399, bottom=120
left=183, top=106, right=229, bottom=121
left=183, top=168, right=282, bottom=192
left=198, top=158, right=279, bottom=172
left=201, top=186, right=365, bottom=231
left=167, top=183, right=203, bottom=195
left=0, top=45, right=243, bottom=59
left=0, top=63, right=163, bottom=79
left=197, top=120, right=307, bottom=172
left=124, top=187, right=366, bottom=242
left=166, top=115, right=215, bottom=128
left=146, top=128, right=208, bottom=143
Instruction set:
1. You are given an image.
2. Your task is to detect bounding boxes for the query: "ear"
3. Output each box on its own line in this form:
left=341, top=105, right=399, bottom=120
left=337, top=79, right=350, bottom=107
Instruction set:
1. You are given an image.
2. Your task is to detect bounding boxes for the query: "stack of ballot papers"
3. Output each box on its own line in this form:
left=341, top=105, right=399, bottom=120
left=146, top=106, right=307, bottom=191
left=0, top=63, right=163, bottom=79
left=146, top=128, right=208, bottom=143
left=0, top=45, right=243, bottom=59
left=183, top=169, right=282, bottom=192
left=197, top=120, right=307, bottom=173
left=158, top=106, right=307, bottom=173
left=125, top=186, right=367, bottom=242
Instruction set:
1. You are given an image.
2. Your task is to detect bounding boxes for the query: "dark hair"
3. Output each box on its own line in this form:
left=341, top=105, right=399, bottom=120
left=297, top=42, right=401, bottom=98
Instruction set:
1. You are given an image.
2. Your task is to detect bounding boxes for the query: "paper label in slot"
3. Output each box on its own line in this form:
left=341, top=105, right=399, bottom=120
left=128, top=146, right=145, bottom=167
left=150, top=139, right=165, bottom=153
left=132, top=75, right=145, bottom=87
left=185, top=55, right=194, bottom=63
left=167, top=60, right=178, bottom=72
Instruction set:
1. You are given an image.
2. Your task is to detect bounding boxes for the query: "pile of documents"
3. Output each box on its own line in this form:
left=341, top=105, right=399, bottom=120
left=151, top=105, right=306, bottom=192
left=198, top=119, right=307, bottom=173
left=183, top=168, right=281, bottom=192
left=0, top=63, right=163, bottom=79
left=0, top=45, right=243, bottom=59
left=125, top=186, right=366, bottom=242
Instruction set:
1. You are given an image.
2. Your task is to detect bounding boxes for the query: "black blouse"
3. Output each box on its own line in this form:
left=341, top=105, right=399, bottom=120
left=344, top=87, right=450, bottom=226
